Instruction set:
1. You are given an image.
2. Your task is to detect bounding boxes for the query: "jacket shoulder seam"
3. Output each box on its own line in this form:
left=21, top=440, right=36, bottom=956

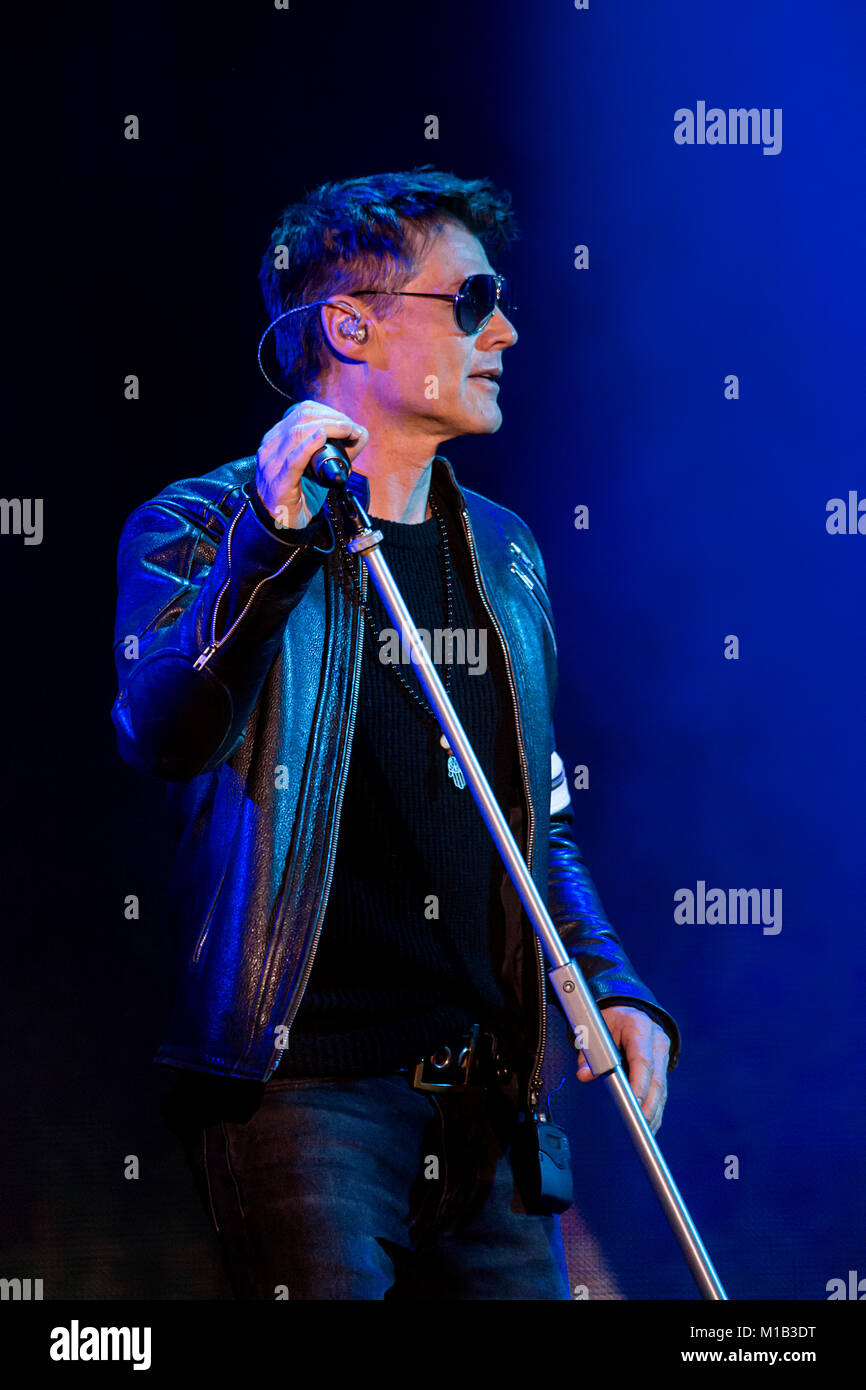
left=460, top=485, right=540, bottom=548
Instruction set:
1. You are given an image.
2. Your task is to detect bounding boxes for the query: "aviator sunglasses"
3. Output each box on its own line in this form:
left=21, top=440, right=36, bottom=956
left=257, top=273, right=516, bottom=399
left=349, top=272, right=515, bottom=335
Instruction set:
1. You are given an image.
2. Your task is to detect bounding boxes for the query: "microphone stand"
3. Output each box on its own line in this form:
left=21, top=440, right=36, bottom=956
left=319, top=455, right=727, bottom=1301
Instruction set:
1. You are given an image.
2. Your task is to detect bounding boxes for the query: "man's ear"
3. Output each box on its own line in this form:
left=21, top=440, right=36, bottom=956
left=319, top=298, right=371, bottom=357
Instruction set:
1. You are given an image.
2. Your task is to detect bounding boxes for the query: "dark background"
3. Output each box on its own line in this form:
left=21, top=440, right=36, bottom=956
left=2, top=0, right=864, bottom=1300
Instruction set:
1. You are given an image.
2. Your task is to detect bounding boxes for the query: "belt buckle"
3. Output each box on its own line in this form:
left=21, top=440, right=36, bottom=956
left=411, top=1023, right=482, bottom=1092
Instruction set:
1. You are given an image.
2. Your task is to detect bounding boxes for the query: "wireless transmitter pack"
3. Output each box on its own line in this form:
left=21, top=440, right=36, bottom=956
left=510, top=1111, right=574, bottom=1216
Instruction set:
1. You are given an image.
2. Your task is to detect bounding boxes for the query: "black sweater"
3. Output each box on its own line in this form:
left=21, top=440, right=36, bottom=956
left=271, top=506, right=522, bottom=1078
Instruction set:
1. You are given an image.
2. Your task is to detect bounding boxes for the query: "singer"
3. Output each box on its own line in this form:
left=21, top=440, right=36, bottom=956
left=111, top=166, right=681, bottom=1300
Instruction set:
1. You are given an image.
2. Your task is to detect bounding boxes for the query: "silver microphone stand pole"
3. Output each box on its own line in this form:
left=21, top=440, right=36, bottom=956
left=326, top=471, right=727, bottom=1302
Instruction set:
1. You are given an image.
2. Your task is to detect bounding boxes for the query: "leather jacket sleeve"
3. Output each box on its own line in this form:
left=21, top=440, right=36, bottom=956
left=516, top=524, right=682, bottom=1072
left=547, top=792, right=681, bottom=1071
left=111, top=480, right=333, bottom=782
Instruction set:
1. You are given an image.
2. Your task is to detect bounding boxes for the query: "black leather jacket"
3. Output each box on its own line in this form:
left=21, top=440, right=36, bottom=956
left=111, top=452, right=680, bottom=1112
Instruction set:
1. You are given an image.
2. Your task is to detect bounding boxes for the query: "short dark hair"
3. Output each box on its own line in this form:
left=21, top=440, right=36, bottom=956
left=258, top=165, right=519, bottom=401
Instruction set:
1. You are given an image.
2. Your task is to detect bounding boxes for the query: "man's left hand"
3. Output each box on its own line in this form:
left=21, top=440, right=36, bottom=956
left=574, top=1005, right=670, bottom=1134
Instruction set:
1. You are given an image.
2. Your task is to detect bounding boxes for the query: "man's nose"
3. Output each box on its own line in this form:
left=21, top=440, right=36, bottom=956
left=481, top=308, right=518, bottom=349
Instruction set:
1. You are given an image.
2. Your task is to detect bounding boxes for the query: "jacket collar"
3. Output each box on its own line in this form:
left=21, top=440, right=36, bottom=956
left=299, top=453, right=468, bottom=525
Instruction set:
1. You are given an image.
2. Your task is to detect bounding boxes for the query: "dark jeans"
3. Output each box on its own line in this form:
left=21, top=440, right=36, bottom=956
left=161, top=1069, right=571, bottom=1300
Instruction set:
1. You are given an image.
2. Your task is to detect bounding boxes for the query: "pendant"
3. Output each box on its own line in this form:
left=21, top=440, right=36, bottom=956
left=440, top=733, right=465, bottom=789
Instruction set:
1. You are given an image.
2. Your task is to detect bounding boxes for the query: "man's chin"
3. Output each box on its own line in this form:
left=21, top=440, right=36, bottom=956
left=449, top=405, right=503, bottom=437
left=420, top=400, right=502, bottom=442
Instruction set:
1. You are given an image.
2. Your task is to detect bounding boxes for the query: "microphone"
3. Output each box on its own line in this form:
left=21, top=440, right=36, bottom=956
left=304, top=437, right=352, bottom=488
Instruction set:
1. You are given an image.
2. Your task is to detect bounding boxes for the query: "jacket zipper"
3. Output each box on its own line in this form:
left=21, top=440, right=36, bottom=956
left=508, top=540, right=554, bottom=600
left=274, top=539, right=365, bottom=1058
left=458, top=508, right=547, bottom=1115
left=508, top=562, right=558, bottom=656
left=508, top=539, right=538, bottom=575
left=193, top=500, right=301, bottom=670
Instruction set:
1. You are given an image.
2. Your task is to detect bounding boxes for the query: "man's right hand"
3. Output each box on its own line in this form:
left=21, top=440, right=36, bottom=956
left=255, top=401, right=370, bottom=530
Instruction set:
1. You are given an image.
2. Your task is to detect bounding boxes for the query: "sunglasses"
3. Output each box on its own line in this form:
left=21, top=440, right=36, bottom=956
left=349, top=272, right=515, bottom=335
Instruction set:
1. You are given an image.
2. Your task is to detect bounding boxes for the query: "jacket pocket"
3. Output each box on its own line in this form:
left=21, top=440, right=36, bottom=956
left=508, top=560, right=558, bottom=657
left=189, top=865, right=229, bottom=970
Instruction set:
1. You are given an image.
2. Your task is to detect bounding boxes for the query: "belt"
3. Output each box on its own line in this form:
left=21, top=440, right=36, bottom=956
left=397, top=1023, right=515, bottom=1092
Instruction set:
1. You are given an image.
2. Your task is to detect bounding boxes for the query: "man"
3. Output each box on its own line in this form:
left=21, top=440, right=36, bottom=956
left=111, top=167, right=680, bottom=1300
